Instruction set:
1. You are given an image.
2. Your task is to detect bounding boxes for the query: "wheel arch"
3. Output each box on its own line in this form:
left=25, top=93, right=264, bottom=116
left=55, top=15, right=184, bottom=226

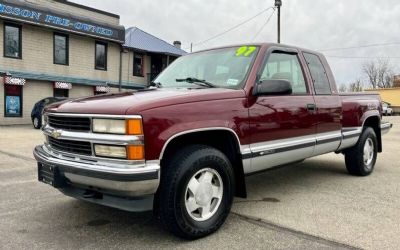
left=362, top=115, right=382, bottom=152
left=159, top=128, right=247, bottom=198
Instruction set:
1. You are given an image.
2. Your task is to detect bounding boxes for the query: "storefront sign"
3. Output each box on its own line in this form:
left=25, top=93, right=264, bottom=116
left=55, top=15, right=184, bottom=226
left=95, top=86, right=110, bottom=93
left=0, top=1, right=125, bottom=43
left=54, top=82, right=72, bottom=89
left=4, top=76, right=25, bottom=85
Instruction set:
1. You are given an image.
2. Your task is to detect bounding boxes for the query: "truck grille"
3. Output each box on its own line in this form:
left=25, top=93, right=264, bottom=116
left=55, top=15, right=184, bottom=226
left=48, top=115, right=91, bottom=132
left=48, top=137, right=92, bottom=156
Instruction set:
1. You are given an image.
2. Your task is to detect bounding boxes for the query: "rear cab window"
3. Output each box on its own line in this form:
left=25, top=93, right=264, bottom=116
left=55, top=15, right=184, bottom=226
left=303, top=53, right=332, bottom=95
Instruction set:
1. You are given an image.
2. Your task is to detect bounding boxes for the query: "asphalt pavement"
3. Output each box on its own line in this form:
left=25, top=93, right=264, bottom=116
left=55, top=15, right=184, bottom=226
left=0, top=117, right=398, bottom=250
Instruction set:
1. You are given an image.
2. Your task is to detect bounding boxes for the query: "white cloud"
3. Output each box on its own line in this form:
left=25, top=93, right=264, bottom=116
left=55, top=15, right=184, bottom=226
left=73, top=0, right=400, bottom=85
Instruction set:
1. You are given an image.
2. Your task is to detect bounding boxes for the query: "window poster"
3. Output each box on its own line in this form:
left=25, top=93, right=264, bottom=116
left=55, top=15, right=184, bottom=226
left=5, top=95, right=21, bottom=116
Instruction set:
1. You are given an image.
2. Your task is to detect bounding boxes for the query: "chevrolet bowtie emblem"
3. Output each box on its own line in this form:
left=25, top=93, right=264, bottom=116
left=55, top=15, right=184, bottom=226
left=50, top=130, right=62, bottom=139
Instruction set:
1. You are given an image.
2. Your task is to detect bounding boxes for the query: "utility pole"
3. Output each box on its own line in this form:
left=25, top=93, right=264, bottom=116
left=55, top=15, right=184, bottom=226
left=275, top=0, right=282, bottom=43
left=190, top=43, right=193, bottom=53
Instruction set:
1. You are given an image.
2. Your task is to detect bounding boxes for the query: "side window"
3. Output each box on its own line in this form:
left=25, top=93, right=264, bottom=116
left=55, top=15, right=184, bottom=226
left=260, top=52, right=307, bottom=94
left=303, top=53, right=331, bottom=95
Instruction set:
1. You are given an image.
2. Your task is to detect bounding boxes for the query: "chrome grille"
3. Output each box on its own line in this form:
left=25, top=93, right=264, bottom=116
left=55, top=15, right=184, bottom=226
left=48, top=115, right=91, bottom=132
left=48, top=137, right=92, bottom=156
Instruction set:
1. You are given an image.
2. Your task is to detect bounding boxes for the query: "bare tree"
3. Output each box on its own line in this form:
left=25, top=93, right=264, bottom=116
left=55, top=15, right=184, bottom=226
left=338, top=84, right=347, bottom=92
left=362, top=59, right=394, bottom=89
left=348, top=79, right=363, bottom=92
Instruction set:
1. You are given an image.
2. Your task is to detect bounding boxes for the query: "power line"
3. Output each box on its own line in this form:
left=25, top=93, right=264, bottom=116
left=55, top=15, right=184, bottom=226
left=318, top=42, right=400, bottom=52
left=185, top=6, right=275, bottom=50
left=325, top=55, right=400, bottom=59
left=251, top=8, right=276, bottom=42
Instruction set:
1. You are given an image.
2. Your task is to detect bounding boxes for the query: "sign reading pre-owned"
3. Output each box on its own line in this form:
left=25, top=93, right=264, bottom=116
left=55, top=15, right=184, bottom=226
left=0, top=0, right=125, bottom=43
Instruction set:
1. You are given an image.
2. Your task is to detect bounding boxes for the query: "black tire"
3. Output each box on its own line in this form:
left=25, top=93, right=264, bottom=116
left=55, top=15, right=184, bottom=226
left=344, top=127, right=378, bottom=176
left=155, top=145, right=235, bottom=239
left=33, top=116, right=41, bottom=129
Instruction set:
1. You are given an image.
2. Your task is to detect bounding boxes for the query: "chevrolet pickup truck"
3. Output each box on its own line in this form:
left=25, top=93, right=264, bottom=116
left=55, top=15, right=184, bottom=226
left=34, top=43, right=392, bottom=239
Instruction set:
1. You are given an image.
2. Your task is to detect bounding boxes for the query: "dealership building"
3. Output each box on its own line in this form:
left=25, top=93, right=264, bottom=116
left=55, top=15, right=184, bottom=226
left=0, top=0, right=186, bottom=125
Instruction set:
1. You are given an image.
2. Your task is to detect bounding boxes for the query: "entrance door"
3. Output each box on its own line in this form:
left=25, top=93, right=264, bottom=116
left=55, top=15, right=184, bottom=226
left=248, top=50, right=316, bottom=173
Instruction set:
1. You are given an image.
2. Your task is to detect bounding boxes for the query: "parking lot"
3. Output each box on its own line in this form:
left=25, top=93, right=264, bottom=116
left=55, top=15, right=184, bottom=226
left=0, top=117, right=399, bottom=250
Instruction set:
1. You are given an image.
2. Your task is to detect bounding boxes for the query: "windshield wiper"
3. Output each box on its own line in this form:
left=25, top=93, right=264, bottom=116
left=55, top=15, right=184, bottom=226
left=176, top=77, right=216, bottom=88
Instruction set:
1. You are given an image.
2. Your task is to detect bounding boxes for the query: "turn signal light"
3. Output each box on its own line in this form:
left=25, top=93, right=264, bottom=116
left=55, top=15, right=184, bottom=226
left=126, top=119, right=143, bottom=135
left=127, top=145, right=145, bottom=160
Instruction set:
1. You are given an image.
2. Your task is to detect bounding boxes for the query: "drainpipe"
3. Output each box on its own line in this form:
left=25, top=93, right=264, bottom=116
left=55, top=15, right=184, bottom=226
left=118, top=45, right=124, bottom=92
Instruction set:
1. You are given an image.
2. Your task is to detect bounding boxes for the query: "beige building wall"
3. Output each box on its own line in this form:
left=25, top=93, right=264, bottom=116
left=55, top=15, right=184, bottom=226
left=120, top=51, right=150, bottom=86
left=0, top=20, right=121, bottom=84
left=69, top=85, right=94, bottom=98
left=26, top=0, right=120, bottom=25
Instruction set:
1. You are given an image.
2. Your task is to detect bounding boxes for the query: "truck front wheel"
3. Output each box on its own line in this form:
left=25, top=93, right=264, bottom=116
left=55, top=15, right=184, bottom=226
left=156, top=145, right=235, bottom=239
left=345, top=127, right=378, bottom=176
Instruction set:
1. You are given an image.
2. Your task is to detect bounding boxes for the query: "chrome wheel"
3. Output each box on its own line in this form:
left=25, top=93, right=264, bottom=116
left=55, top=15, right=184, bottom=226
left=185, top=168, right=223, bottom=222
left=363, top=138, right=374, bottom=166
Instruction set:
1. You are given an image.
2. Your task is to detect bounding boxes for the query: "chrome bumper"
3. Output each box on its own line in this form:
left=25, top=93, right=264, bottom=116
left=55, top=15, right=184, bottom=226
left=33, top=145, right=160, bottom=197
left=381, top=122, right=393, bottom=135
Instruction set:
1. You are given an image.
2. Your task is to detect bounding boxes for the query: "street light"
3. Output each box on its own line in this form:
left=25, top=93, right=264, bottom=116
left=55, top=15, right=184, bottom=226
left=275, top=0, right=282, bottom=43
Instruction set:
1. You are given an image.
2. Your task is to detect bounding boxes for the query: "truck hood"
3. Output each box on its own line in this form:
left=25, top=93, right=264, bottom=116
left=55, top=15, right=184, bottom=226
left=46, top=88, right=246, bottom=115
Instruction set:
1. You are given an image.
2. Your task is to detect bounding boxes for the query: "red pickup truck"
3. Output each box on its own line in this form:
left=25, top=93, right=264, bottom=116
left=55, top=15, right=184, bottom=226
left=34, top=43, right=392, bottom=239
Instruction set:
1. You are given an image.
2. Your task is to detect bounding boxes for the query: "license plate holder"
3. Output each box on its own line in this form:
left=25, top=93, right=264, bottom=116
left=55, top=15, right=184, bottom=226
left=38, top=163, right=67, bottom=188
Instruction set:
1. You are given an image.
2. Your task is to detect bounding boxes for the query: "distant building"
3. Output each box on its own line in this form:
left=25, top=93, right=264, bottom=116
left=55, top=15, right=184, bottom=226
left=365, top=88, right=400, bottom=114
left=393, top=75, right=400, bottom=87
left=0, top=0, right=186, bottom=125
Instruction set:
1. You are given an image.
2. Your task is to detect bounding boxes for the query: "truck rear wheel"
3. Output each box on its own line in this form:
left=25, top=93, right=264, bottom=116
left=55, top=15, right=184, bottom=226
left=155, top=145, right=235, bottom=239
left=344, top=127, right=377, bottom=176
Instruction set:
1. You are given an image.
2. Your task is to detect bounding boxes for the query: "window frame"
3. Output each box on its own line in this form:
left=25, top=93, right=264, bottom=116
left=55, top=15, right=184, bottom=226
left=3, top=22, right=22, bottom=59
left=302, top=52, right=332, bottom=95
left=4, top=84, right=23, bottom=118
left=95, top=41, right=108, bottom=71
left=133, top=52, right=144, bottom=77
left=257, top=49, right=310, bottom=96
left=53, top=88, right=69, bottom=98
left=53, top=32, right=69, bottom=66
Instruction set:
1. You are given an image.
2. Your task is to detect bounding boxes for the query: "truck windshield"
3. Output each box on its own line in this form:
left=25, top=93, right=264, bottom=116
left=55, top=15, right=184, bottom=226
left=154, top=46, right=259, bottom=89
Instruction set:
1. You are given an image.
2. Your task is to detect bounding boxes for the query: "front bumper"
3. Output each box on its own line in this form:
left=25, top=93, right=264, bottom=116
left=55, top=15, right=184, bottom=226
left=33, top=145, right=160, bottom=211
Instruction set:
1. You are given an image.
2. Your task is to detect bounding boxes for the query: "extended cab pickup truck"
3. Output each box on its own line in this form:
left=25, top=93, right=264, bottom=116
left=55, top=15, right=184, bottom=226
left=34, top=43, right=392, bottom=239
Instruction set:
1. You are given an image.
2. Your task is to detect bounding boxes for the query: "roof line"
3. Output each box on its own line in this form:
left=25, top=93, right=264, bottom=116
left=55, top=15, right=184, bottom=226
left=124, top=26, right=186, bottom=54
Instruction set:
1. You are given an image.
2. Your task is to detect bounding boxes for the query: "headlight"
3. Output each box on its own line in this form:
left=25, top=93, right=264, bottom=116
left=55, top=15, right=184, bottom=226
left=42, top=114, right=48, bottom=127
left=92, top=118, right=143, bottom=135
left=94, top=145, right=127, bottom=159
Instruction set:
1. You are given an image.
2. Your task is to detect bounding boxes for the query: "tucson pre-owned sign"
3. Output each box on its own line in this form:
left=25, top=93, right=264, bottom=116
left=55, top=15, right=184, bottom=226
left=0, top=0, right=125, bottom=43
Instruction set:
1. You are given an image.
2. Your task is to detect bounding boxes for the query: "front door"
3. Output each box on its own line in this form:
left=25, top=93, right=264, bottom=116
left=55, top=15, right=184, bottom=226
left=248, top=50, right=316, bottom=173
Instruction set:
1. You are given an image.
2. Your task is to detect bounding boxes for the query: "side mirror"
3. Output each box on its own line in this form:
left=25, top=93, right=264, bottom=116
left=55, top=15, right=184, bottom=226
left=253, top=79, right=292, bottom=96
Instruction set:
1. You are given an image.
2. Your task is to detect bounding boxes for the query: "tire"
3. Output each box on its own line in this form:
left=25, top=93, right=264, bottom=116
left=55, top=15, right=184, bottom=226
left=33, top=116, right=41, bottom=129
left=155, top=145, right=235, bottom=239
left=344, top=127, right=378, bottom=176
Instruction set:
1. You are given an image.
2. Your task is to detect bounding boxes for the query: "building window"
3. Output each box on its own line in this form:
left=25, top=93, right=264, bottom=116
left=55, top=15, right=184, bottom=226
left=54, top=88, right=69, bottom=98
left=4, top=23, right=22, bottom=59
left=95, top=42, right=107, bottom=70
left=54, top=33, right=69, bottom=65
left=133, top=53, right=144, bottom=77
left=4, top=84, right=23, bottom=117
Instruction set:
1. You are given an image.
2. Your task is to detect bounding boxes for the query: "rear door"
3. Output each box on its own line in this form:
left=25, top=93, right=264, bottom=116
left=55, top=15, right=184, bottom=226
left=248, top=49, right=317, bottom=173
left=302, top=53, right=342, bottom=156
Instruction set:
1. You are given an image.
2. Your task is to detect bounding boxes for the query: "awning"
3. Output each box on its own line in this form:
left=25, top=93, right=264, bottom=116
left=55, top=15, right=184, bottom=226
left=54, top=82, right=72, bottom=89
left=95, top=86, right=110, bottom=93
left=0, top=0, right=125, bottom=43
left=4, top=76, right=25, bottom=85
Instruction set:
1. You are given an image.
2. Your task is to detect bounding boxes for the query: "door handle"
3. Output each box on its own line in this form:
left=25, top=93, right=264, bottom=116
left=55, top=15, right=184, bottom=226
left=307, top=103, right=316, bottom=111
